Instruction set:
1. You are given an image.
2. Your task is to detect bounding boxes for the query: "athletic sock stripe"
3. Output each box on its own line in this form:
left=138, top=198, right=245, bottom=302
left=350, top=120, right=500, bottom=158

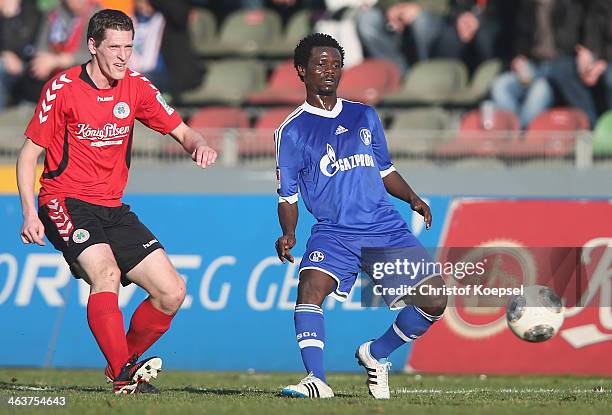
left=295, top=304, right=323, bottom=311
left=298, top=339, right=324, bottom=349
left=414, top=306, right=440, bottom=322
left=392, top=323, right=413, bottom=343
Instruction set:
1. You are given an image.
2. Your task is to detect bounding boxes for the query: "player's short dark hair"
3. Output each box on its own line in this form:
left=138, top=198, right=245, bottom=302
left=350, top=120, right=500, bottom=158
left=87, top=9, right=134, bottom=46
left=294, top=33, right=345, bottom=81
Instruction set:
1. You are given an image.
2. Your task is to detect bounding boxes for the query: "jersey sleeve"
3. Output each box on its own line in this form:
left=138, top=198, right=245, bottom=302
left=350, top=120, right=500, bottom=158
left=24, top=75, right=68, bottom=148
left=134, top=75, right=182, bottom=134
left=367, top=106, right=396, bottom=178
left=275, top=125, right=303, bottom=204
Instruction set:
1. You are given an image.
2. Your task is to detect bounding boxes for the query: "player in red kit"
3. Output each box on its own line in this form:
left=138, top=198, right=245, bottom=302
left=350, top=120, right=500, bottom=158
left=16, top=9, right=217, bottom=394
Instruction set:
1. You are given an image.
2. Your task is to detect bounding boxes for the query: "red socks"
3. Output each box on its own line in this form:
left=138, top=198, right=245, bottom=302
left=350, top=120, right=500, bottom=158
left=126, top=298, right=174, bottom=357
left=87, top=292, right=129, bottom=379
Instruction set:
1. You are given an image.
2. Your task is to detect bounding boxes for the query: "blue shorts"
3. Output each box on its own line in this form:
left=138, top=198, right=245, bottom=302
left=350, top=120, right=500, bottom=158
left=299, top=230, right=435, bottom=308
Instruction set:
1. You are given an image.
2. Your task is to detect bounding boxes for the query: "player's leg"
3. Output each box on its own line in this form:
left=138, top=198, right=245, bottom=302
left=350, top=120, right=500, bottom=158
left=38, top=198, right=133, bottom=387
left=282, top=232, right=356, bottom=398
left=124, top=248, right=186, bottom=357
left=105, top=206, right=185, bottom=358
left=295, top=269, right=336, bottom=382
left=282, top=269, right=336, bottom=398
left=368, top=274, right=447, bottom=361
left=357, top=234, right=448, bottom=399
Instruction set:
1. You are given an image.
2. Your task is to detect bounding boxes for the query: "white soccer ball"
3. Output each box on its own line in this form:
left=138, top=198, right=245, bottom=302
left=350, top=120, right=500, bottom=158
left=506, top=284, right=565, bottom=342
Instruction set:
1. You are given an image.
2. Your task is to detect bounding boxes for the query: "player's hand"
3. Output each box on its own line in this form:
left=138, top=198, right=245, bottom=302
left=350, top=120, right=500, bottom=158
left=20, top=214, right=46, bottom=246
left=275, top=234, right=296, bottom=263
left=191, top=145, right=217, bottom=168
left=410, top=197, right=432, bottom=230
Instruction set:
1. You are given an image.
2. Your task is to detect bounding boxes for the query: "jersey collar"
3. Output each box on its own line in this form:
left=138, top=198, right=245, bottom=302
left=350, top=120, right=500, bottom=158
left=80, top=61, right=118, bottom=90
left=301, top=98, right=343, bottom=118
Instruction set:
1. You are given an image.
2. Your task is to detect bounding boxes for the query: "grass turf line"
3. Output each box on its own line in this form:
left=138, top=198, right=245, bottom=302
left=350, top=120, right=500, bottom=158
left=0, top=369, right=610, bottom=415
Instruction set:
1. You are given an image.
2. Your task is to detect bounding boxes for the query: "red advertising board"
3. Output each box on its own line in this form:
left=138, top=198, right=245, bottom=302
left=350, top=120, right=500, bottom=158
left=408, top=199, right=612, bottom=375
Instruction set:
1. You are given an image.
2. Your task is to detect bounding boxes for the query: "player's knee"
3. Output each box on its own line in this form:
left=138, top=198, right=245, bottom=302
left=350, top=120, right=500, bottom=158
left=416, top=276, right=447, bottom=317
left=159, top=276, right=186, bottom=314
left=418, top=292, right=447, bottom=317
left=297, top=279, right=329, bottom=306
left=89, top=265, right=122, bottom=292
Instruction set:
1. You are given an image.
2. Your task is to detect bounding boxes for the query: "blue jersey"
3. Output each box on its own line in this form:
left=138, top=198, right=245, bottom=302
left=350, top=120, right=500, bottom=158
left=275, top=99, right=408, bottom=235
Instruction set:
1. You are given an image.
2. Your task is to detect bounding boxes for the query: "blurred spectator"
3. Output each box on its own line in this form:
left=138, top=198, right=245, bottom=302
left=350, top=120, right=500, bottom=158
left=137, top=0, right=202, bottom=96
left=194, top=0, right=324, bottom=26
left=98, top=0, right=133, bottom=15
left=316, top=0, right=376, bottom=68
left=431, top=0, right=510, bottom=72
left=356, top=0, right=448, bottom=74
left=0, top=0, right=41, bottom=109
left=549, top=0, right=612, bottom=128
left=490, top=0, right=583, bottom=128
left=20, top=0, right=94, bottom=103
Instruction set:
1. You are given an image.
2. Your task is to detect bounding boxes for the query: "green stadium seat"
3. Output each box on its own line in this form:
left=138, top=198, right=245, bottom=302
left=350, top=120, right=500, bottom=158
left=593, top=110, right=612, bottom=156
left=178, top=60, right=266, bottom=106
left=261, top=10, right=312, bottom=58
left=382, top=59, right=468, bottom=106
left=451, top=59, right=502, bottom=106
left=386, top=107, right=452, bottom=155
left=189, top=8, right=218, bottom=57
left=197, top=9, right=282, bottom=58
left=0, top=105, right=36, bottom=157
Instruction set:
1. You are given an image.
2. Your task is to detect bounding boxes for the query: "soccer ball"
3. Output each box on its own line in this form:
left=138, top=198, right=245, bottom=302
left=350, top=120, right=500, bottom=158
left=506, top=285, right=565, bottom=342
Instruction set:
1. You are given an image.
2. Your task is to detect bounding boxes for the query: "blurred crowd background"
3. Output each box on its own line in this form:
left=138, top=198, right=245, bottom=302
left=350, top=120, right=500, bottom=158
left=1, top=0, right=611, bottom=165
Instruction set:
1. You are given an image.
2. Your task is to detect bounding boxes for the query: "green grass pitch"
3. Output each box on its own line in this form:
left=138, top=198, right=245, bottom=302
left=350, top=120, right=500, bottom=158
left=0, top=369, right=610, bottom=414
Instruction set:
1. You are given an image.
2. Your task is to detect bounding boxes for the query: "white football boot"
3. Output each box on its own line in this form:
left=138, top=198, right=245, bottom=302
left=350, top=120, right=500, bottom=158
left=281, top=373, right=334, bottom=398
left=355, top=341, right=392, bottom=399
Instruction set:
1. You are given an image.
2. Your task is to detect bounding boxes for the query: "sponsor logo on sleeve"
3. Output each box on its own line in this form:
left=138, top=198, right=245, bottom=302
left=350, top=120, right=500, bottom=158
left=156, top=92, right=175, bottom=115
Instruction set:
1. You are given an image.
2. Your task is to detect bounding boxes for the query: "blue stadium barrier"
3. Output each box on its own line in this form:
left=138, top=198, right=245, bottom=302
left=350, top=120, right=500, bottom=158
left=0, top=195, right=449, bottom=372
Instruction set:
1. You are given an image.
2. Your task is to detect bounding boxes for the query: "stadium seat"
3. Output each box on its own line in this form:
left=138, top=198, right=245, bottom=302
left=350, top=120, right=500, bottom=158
left=502, top=108, right=589, bottom=158
left=338, top=59, right=401, bottom=105
left=592, top=110, right=612, bottom=156
left=382, top=59, right=468, bottom=106
left=178, top=60, right=266, bottom=106
left=189, top=8, right=218, bottom=57
left=247, top=61, right=304, bottom=105
left=241, top=107, right=295, bottom=157
left=435, top=109, right=520, bottom=158
left=0, top=105, right=36, bottom=158
left=261, top=10, right=312, bottom=58
left=385, top=108, right=452, bottom=155
left=451, top=59, right=502, bottom=106
left=196, top=9, right=282, bottom=57
left=186, top=107, right=250, bottom=154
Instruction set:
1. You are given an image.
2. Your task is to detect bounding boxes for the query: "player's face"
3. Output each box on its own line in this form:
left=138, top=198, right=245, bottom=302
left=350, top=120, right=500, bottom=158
left=304, top=47, right=342, bottom=96
left=90, top=29, right=134, bottom=81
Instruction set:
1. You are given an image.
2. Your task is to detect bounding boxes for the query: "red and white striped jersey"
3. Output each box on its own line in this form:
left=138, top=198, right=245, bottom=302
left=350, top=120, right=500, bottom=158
left=25, top=63, right=182, bottom=207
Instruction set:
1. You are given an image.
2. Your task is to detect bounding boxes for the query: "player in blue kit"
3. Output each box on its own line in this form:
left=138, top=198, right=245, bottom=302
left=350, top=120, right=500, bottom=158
left=274, top=33, right=447, bottom=399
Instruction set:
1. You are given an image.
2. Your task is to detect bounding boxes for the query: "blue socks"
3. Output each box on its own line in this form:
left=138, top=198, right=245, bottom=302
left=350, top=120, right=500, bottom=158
left=370, top=305, right=438, bottom=361
left=294, top=304, right=326, bottom=382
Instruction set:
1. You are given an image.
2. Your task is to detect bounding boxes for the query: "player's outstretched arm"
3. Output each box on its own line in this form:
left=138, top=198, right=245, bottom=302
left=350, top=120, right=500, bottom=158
left=276, top=201, right=298, bottom=263
left=170, top=122, right=217, bottom=168
left=16, top=138, right=46, bottom=245
left=382, top=171, right=432, bottom=230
